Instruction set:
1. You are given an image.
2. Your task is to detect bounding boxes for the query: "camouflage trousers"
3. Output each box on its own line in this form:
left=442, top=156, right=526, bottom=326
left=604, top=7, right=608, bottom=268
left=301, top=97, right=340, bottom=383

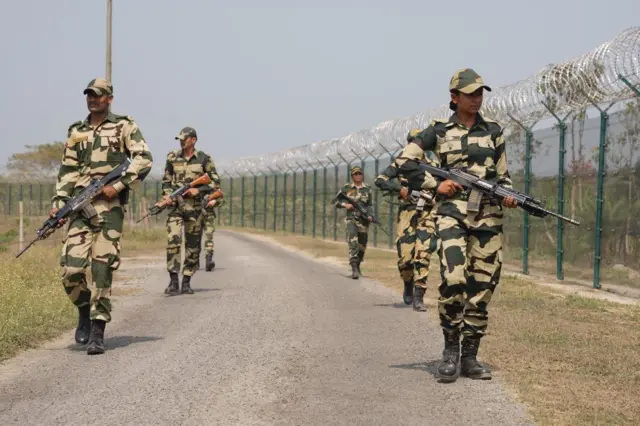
left=200, top=210, right=216, bottom=255
left=436, top=200, right=504, bottom=339
left=346, top=219, right=369, bottom=263
left=59, top=198, right=124, bottom=323
left=396, top=207, right=438, bottom=289
left=166, top=203, right=203, bottom=277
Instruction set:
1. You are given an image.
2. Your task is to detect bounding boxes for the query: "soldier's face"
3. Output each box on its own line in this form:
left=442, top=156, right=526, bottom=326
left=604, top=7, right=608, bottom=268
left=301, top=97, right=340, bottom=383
left=86, top=92, right=112, bottom=114
left=352, top=171, right=363, bottom=183
left=180, top=136, right=196, bottom=150
left=451, top=88, right=483, bottom=115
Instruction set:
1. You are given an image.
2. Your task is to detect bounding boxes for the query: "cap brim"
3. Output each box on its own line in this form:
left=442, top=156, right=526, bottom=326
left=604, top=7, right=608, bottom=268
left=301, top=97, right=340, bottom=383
left=83, top=88, right=103, bottom=95
left=175, top=135, right=185, bottom=140
left=458, top=83, right=492, bottom=94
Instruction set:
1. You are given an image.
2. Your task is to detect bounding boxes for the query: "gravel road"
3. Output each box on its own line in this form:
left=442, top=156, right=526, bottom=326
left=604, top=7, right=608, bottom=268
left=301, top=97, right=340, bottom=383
left=0, top=230, right=533, bottom=425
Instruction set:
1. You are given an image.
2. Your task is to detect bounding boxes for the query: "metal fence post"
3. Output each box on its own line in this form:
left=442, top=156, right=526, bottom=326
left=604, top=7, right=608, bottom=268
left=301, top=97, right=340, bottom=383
left=305, top=160, right=320, bottom=238
left=327, top=157, right=341, bottom=241
left=507, top=114, right=539, bottom=275
left=268, top=167, right=279, bottom=232
left=542, top=101, right=572, bottom=280
left=295, top=161, right=308, bottom=236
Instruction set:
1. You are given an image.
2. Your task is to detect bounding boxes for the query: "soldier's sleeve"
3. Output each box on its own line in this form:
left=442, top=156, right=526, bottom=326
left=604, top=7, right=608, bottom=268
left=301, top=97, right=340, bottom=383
left=52, top=124, right=82, bottom=209
left=161, top=156, right=175, bottom=195
left=494, top=127, right=513, bottom=189
left=374, top=163, right=402, bottom=193
left=111, top=118, right=153, bottom=193
left=195, top=155, right=217, bottom=196
left=396, top=128, right=440, bottom=191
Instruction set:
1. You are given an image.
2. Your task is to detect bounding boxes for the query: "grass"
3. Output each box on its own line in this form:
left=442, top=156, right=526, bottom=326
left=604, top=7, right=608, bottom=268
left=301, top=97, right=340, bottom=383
left=226, top=226, right=640, bottom=426
left=0, top=219, right=167, bottom=363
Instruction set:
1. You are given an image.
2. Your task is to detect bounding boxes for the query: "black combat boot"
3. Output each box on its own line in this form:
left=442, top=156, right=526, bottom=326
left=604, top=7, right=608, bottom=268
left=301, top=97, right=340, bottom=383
left=205, top=253, right=215, bottom=271
left=75, top=304, right=91, bottom=344
left=461, top=336, right=492, bottom=380
left=350, top=261, right=359, bottom=279
left=412, top=286, right=427, bottom=312
left=86, top=320, right=106, bottom=355
left=356, top=251, right=364, bottom=276
left=181, top=275, right=194, bottom=294
left=164, top=272, right=179, bottom=296
left=436, top=329, right=460, bottom=382
left=402, top=280, right=414, bottom=305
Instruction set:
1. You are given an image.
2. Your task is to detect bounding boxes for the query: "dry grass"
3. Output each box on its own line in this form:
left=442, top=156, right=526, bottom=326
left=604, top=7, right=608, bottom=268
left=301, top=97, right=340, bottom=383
left=227, top=227, right=640, bottom=426
left=0, top=219, right=166, bottom=362
left=0, top=246, right=76, bottom=362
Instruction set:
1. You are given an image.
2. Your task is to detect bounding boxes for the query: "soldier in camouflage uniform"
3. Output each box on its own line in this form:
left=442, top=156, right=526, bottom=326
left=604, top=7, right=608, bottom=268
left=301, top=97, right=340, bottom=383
left=399, top=69, right=517, bottom=382
left=50, top=77, right=153, bottom=355
left=200, top=181, right=226, bottom=271
left=162, top=127, right=219, bottom=295
left=335, top=166, right=373, bottom=279
left=375, top=129, right=439, bottom=311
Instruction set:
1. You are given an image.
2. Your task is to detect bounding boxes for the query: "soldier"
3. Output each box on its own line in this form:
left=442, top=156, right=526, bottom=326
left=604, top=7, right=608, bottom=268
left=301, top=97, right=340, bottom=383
left=399, top=68, right=517, bottom=382
left=200, top=180, right=226, bottom=271
left=375, top=129, right=439, bottom=311
left=162, top=127, right=218, bottom=295
left=334, top=166, right=373, bottom=279
left=50, top=77, right=153, bottom=355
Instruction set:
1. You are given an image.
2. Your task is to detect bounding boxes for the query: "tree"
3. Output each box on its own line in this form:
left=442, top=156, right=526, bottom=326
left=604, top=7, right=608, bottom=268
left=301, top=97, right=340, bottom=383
left=5, top=142, right=65, bottom=181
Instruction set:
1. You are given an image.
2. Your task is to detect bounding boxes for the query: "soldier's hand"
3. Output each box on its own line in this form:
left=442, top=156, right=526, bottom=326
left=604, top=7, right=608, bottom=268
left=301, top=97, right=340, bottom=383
left=162, top=195, right=174, bottom=206
left=399, top=187, right=409, bottom=199
left=49, top=207, right=67, bottom=227
left=503, top=196, right=518, bottom=208
left=367, top=216, right=374, bottom=222
left=437, top=180, right=463, bottom=198
left=184, top=188, right=199, bottom=198
left=344, top=203, right=354, bottom=211
left=207, top=199, right=217, bottom=208
left=101, top=185, right=118, bottom=200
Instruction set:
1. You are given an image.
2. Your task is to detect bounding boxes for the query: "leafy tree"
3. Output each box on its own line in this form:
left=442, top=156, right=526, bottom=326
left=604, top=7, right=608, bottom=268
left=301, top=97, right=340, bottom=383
left=5, top=142, right=64, bottom=181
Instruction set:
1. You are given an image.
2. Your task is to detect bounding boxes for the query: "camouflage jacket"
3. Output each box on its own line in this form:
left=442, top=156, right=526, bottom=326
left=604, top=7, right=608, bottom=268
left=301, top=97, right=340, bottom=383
left=399, top=112, right=513, bottom=215
left=375, top=148, right=439, bottom=211
left=52, top=112, right=153, bottom=209
left=161, top=149, right=219, bottom=203
left=334, top=182, right=373, bottom=222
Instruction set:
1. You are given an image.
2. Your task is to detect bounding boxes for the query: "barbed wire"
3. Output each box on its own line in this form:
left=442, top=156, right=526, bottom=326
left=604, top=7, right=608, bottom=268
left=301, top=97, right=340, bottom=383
left=217, top=27, right=640, bottom=177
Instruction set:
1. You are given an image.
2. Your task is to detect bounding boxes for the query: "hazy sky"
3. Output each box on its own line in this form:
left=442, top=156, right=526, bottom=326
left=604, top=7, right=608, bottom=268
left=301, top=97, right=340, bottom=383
left=1, top=0, right=638, bottom=176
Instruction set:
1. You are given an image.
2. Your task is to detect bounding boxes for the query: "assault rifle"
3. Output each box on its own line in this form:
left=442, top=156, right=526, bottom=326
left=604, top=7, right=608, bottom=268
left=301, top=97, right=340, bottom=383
left=332, top=191, right=389, bottom=235
left=137, top=173, right=212, bottom=223
left=16, top=158, right=132, bottom=258
left=412, top=162, right=580, bottom=226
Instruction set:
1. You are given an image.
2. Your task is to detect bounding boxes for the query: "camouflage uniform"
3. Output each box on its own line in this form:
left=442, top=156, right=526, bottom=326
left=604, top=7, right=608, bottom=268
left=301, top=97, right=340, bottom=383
left=334, top=166, right=372, bottom=279
left=53, top=78, right=153, bottom=354
left=375, top=129, right=439, bottom=311
left=162, top=127, right=218, bottom=294
left=401, top=69, right=512, bottom=382
left=200, top=180, right=226, bottom=271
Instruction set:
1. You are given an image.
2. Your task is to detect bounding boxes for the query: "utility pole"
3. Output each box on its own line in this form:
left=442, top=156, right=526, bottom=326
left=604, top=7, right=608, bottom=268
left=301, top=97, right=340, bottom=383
left=106, top=0, right=112, bottom=82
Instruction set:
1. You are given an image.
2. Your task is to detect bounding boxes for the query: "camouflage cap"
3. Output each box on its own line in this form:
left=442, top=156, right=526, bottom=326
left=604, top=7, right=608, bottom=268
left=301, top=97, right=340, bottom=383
left=406, top=128, right=422, bottom=143
left=175, top=127, right=198, bottom=140
left=350, top=166, right=363, bottom=175
left=449, top=68, right=491, bottom=94
left=83, top=78, right=113, bottom=96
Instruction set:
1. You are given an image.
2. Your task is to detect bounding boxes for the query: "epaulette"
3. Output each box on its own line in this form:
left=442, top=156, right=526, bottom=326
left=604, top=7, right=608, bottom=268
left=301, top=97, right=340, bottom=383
left=430, top=117, right=449, bottom=126
left=67, top=120, right=83, bottom=132
left=112, top=114, right=134, bottom=123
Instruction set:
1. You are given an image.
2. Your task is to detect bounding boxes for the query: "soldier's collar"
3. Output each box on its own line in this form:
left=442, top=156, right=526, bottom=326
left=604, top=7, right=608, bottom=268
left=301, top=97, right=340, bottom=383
left=446, top=112, right=488, bottom=130
left=181, top=148, right=200, bottom=160
left=82, top=112, right=119, bottom=127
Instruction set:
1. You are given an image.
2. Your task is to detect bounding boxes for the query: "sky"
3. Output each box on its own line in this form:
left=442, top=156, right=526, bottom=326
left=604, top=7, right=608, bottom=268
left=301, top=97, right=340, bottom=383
left=1, top=0, right=638, bottom=177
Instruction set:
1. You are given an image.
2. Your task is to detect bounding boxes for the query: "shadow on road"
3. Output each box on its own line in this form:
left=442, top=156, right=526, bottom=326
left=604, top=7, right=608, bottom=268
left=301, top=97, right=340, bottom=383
left=67, top=335, right=163, bottom=352
left=373, top=303, right=412, bottom=309
left=389, top=360, right=440, bottom=378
